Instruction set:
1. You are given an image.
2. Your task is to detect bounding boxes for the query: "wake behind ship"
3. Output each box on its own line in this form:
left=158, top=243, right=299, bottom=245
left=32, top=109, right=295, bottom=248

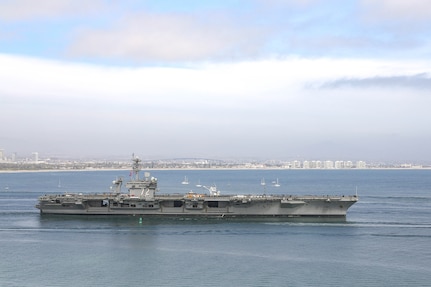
left=36, top=157, right=358, bottom=218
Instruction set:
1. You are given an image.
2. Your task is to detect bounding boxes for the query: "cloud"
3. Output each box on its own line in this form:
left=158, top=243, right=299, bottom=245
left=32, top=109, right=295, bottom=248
left=67, top=11, right=268, bottom=62
left=361, top=0, right=431, bottom=21
left=255, top=0, right=321, bottom=8
left=0, top=0, right=106, bottom=21
left=1, top=54, right=431, bottom=159
left=319, top=73, right=431, bottom=89
left=2, top=0, right=431, bottom=64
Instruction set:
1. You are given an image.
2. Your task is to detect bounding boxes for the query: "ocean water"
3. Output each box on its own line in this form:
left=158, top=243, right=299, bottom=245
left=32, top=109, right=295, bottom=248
left=1, top=169, right=430, bottom=287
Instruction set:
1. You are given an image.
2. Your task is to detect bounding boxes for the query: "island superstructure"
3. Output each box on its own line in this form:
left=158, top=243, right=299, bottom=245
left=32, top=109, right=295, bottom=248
left=36, top=156, right=358, bottom=218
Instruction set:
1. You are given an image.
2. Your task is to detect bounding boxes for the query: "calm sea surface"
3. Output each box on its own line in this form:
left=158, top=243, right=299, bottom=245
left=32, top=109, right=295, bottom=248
left=1, top=169, right=430, bottom=287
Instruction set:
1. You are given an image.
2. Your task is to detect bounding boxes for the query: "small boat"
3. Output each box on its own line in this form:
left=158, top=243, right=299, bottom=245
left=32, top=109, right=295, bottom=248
left=273, top=178, right=280, bottom=187
left=181, top=176, right=189, bottom=185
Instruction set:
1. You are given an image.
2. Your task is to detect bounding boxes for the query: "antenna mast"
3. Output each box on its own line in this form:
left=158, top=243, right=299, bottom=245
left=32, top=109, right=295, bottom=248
left=131, top=153, right=141, bottom=181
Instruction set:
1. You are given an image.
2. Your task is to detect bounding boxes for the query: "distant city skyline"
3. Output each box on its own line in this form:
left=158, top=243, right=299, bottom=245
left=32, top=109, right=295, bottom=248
left=1, top=148, right=429, bottom=169
left=0, top=146, right=430, bottom=165
left=1, top=1, right=431, bottom=162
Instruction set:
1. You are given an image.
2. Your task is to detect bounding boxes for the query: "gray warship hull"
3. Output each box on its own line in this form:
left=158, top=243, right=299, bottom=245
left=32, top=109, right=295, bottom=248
left=36, top=157, right=358, bottom=218
left=36, top=193, right=357, bottom=217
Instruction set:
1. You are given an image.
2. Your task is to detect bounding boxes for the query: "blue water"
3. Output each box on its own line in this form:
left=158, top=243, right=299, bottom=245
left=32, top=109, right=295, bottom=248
left=1, top=169, right=430, bottom=286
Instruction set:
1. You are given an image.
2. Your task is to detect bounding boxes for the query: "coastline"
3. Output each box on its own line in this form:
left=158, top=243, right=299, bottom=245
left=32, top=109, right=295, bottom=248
left=0, top=168, right=128, bottom=174
left=1, top=167, right=430, bottom=174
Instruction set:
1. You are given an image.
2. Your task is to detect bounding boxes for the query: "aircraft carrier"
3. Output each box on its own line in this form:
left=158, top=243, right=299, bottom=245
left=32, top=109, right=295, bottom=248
left=36, top=157, right=358, bottom=218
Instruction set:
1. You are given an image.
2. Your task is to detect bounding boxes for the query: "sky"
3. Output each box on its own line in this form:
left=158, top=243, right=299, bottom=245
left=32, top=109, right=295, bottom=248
left=1, top=0, right=431, bottom=162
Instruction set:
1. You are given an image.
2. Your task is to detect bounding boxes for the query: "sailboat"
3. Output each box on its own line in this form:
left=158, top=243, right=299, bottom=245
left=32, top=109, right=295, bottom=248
left=260, top=178, right=266, bottom=186
left=181, top=176, right=189, bottom=185
left=196, top=180, right=202, bottom=188
left=273, top=178, right=281, bottom=187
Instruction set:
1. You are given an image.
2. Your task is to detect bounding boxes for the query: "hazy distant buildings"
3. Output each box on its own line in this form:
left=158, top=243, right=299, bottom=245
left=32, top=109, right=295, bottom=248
left=0, top=154, right=428, bottom=170
left=356, top=161, right=367, bottom=169
left=291, top=159, right=367, bottom=169
left=292, top=160, right=301, bottom=169
left=32, top=152, right=39, bottom=162
left=333, top=161, right=354, bottom=169
left=324, top=160, right=334, bottom=169
left=0, top=149, right=40, bottom=163
left=0, top=148, right=426, bottom=170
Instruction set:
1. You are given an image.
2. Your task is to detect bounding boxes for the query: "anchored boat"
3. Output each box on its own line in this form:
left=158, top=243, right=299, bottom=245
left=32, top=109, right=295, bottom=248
left=36, top=156, right=358, bottom=218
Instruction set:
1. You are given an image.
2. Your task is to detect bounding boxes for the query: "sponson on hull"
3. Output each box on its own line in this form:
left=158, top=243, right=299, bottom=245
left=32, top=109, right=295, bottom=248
left=36, top=156, right=358, bottom=218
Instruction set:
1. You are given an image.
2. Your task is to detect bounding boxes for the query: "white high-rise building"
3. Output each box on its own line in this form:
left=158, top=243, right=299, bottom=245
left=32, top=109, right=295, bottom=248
left=291, top=160, right=301, bottom=169
left=324, top=161, right=334, bottom=169
left=344, top=161, right=353, bottom=168
left=32, top=152, right=39, bottom=162
left=335, top=161, right=344, bottom=169
left=356, top=161, right=367, bottom=169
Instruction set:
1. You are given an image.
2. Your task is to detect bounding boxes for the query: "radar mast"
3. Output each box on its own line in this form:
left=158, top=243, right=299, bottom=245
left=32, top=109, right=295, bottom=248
left=131, top=153, right=141, bottom=181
